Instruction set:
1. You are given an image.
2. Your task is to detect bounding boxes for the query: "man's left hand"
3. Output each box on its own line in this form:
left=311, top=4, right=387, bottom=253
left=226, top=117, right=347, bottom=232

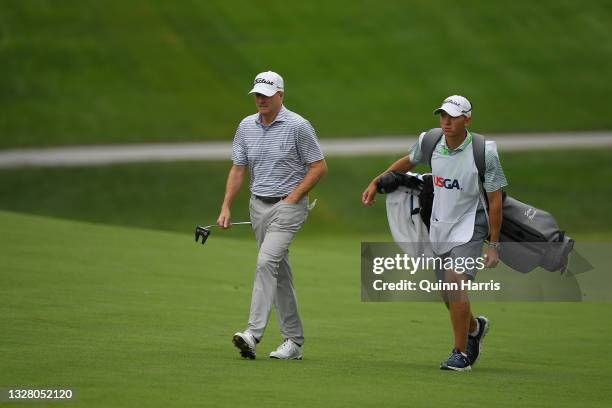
left=484, top=246, right=500, bottom=268
left=282, top=195, right=300, bottom=204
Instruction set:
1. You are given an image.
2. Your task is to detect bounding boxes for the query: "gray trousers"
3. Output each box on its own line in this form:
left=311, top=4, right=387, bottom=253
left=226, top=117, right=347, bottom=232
left=246, top=195, right=308, bottom=345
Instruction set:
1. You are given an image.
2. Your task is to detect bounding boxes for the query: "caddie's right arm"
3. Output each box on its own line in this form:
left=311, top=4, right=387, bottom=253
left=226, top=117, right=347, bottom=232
left=361, top=156, right=415, bottom=206
left=217, top=165, right=247, bottom=228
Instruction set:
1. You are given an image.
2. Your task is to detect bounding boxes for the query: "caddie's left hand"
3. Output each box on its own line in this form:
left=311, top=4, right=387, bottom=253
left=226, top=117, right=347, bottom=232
left=484, top=246, right=500, bottom=268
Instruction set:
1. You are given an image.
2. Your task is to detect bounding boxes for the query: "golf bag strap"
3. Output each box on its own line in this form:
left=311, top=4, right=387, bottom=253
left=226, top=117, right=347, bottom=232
left=422, top=128, right=444, bottom=168
left=471, top=132, right=486, bottom=185
left=471, top=132, right=488, bottom=214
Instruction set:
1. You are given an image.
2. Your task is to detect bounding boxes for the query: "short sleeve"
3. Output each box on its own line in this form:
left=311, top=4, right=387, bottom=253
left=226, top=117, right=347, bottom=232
left=483, top=141, right=508, bottom=192
left=231, top=124, right=248, bottom=166
left=296, top=120, right=324, bottom=164
left=408, top=132, right=426, bottom=166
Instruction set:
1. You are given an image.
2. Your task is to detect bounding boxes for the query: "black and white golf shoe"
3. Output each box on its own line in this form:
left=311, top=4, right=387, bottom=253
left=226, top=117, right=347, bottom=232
left=232, top=331, right=256, bottom=360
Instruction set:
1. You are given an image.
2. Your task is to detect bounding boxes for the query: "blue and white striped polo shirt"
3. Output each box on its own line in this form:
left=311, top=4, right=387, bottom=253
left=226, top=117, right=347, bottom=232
left=231, top=106, right=325, bottom=197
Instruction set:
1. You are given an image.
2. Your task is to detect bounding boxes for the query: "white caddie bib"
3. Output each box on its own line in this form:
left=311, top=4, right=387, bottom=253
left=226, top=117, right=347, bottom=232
left=429, top=137, right=481, bottom=255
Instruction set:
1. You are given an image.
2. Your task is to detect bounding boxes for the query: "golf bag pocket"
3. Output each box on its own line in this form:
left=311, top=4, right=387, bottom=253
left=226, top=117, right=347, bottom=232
left=385, top=189, right=433, bottom=258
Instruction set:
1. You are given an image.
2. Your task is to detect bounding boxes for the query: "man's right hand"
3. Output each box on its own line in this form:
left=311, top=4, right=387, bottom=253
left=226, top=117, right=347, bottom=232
left=217, top=208, right=231, bottom=228
left=362, top=180, right=378, bottom=206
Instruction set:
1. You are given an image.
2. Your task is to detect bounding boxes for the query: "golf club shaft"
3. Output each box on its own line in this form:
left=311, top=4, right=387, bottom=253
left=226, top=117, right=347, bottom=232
left=202, top=221, right=251, bottom=229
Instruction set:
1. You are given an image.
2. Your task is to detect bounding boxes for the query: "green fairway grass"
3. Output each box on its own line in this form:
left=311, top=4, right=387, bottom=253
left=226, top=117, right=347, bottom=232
left=2, top=1, right=612, bottom=147
left=1, top=149, right=611, bottom=238
left=1, top=210, right=611, bottom=407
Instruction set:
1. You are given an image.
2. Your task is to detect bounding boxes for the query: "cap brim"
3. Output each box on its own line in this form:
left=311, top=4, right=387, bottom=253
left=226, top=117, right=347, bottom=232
left=433, top=104, right=464, bottom=117
left=248, top=85, right=278, bottom=97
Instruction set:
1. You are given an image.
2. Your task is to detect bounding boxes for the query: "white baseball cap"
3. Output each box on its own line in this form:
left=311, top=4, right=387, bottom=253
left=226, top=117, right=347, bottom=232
left=433, top=95, right=472, bottom=118
left=248, top=71, right=284, bottom=97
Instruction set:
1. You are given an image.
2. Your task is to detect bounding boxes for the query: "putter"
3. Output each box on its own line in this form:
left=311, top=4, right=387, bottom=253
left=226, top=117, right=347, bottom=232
left=194, top=221, right=252, bottom=245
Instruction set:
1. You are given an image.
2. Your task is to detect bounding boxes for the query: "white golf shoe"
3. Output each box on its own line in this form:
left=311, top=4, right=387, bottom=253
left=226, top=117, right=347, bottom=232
left=232, top=331, right=256, bottom=359
left=269, top=339, right=303, bottom=360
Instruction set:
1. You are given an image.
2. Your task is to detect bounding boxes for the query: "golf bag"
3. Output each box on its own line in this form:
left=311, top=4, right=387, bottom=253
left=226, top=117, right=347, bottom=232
left=498, top=194, right=574, bottom=273
left=379, top=128, right=574, bottom=273
left=379, top=173, right=434, bottom=258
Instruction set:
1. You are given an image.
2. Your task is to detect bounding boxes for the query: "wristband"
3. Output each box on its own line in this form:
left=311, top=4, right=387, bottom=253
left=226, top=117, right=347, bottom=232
left=486, top=241, right=501, bottom=250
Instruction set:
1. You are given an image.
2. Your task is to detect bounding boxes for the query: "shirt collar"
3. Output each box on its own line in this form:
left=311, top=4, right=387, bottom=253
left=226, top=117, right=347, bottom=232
left=255, top=105, right=288, bottom=125
left=440, top=129, right=473, bottom=152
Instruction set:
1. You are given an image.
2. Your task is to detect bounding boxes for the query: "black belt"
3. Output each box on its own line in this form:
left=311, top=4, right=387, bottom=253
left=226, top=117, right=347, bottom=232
left=254, top=195, right=287, bottom=204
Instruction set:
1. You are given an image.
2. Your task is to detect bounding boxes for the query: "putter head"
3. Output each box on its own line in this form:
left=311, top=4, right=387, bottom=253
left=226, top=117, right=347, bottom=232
left=195, top=225, right=211, bottom=245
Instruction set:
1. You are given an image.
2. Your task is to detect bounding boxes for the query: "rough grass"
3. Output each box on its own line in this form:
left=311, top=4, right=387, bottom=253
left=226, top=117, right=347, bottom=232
left=1, top=0, right=612, bottom=147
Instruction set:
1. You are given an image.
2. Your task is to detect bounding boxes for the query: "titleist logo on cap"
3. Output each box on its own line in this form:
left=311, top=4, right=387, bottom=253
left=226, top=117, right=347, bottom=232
left=444, top=98, right=461, bottom=107
left=254, top=78, right=275, bottom=86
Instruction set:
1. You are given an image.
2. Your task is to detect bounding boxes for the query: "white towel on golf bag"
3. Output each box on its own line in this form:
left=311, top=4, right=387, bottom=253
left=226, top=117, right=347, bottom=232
left=385, top=173, right=434, bottom=258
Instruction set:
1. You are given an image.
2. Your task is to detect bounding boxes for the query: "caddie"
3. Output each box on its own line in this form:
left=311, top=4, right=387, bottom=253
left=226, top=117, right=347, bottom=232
left=362, top=95, right=508, bottom=371
left=217, top=71, right=327, bottom=360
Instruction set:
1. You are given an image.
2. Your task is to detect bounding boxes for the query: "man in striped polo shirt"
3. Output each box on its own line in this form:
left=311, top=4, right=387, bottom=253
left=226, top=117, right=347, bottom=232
left=217, top=71, right=327, bottom=360
left=362, top=95, right=508, bottom=371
